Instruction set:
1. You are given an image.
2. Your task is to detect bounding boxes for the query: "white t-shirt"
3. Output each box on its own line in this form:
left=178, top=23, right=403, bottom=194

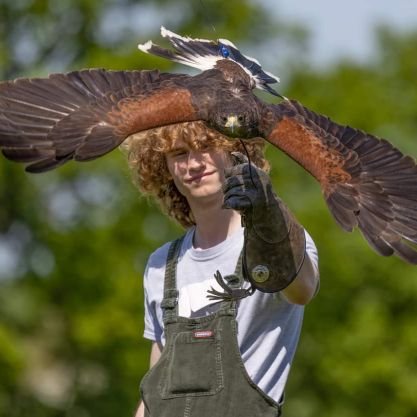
left=143, top=226, right=319, bottom=401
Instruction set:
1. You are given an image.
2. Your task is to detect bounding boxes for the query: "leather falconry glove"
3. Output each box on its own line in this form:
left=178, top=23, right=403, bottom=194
left=222, top=152, right=306, bottom=293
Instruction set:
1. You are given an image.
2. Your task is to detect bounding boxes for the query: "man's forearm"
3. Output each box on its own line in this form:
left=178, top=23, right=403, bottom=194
left=134, top=401, right=144, bottom=417
left=280, top=246, right=319, bottom=305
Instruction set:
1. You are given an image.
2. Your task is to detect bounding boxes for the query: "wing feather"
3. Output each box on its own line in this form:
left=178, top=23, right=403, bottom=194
left=0, top=69, right=199, bottom=172
left=264, top=99, right=417, bottom=263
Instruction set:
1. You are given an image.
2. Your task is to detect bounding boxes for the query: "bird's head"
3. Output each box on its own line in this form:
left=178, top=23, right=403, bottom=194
left=208, top=93, right=261, bottom=138
left=212, top=113, right=254, bottom=138
left=138, top=26, right=282, bottom=97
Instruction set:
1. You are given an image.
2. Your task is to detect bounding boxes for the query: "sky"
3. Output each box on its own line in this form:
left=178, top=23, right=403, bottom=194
left=262, top=0, right=417, bottom=66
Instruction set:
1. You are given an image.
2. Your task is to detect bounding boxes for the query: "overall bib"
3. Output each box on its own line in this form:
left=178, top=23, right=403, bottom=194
left=140, top=237, right=282, bottom=417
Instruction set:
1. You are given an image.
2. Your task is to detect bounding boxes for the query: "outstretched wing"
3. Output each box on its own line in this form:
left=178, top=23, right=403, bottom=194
left=0, top=69, right=199, bottom=172
left=265, top=99, right=417, bottom=264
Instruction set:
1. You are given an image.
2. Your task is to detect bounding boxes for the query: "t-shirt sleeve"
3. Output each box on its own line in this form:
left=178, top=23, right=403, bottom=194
left=305, top=230, right=319, bottom=273
left=143, top=261, right=164, bottom=342
left=303, top=229, right=320, bottom=294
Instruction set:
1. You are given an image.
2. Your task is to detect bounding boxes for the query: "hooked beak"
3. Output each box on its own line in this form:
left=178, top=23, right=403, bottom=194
left=224, top=115, right=240, bottom=133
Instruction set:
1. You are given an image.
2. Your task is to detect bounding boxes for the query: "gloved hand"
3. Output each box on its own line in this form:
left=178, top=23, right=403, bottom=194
left=223, top=152, right=306, bottom=292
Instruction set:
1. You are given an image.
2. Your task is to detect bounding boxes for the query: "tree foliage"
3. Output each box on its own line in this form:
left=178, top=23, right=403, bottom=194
left=279, top=26, right=417, bottom=417
left=0, top=1, right=303, bottom=416
left=1, top=1, right=417, bottom=416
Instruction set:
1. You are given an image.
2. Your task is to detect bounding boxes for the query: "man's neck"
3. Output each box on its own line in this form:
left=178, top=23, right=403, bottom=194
left=191, top=199, right=242, bottom=250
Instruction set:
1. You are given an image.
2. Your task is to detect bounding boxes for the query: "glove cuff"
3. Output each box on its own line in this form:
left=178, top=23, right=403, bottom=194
left=242, top=201, right=306, bottom=293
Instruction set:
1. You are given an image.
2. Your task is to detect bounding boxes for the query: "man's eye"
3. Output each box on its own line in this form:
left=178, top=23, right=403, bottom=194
left=199, top=144, right=211, bottom=152
left=171, top=150, right=187, bottom=157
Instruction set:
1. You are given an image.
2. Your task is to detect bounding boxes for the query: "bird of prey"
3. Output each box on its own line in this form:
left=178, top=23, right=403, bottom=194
left=1, top=27, right=417, bottom=264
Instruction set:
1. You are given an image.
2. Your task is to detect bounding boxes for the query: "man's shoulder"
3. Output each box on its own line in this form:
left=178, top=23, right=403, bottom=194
left=146, top=229, right=191, bottom=270
left=147, top=241, right=172, bottom=270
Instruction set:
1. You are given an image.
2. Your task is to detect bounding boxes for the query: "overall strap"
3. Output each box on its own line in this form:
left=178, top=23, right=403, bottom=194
left=161, top=235, right=184, bottom=324
left=234, top=249, right=244, bottom=279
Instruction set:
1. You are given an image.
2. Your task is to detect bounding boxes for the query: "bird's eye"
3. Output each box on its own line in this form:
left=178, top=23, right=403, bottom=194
left=220, top=45, right=230, bottom=58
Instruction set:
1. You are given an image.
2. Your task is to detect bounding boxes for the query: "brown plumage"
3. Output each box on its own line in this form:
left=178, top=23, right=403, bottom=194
left=0, top=70, right=200, bottom=171
left=266, top=100, right=417, bottom=263
left=1, top=28, right=417, bottom=264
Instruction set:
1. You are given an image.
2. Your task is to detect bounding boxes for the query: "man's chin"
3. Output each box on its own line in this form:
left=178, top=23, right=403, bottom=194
left=187, top=187, right=223, bottom=204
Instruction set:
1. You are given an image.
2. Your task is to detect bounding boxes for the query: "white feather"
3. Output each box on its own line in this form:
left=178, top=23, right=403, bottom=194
left=161, top=26, right=212, bottom=44
left=240, top=53, right=262, bottom=66
left=172, top=55, right=221, bottom=72
left=218, top=38, right=238, bottom=49
left=264, top=70, right=280, bottom=83
left=138, top=40, right=153, bottom=53
left=220, top=38, right=280, bottom=83
left=139, top=27, right=281, bottom=93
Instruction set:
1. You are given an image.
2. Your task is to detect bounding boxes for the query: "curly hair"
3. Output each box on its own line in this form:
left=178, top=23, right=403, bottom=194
left=122, top=121, right=269, bottom=228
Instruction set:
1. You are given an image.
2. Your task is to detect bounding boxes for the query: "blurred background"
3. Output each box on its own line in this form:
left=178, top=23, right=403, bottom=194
left=1, top=1, right=417, bottom=416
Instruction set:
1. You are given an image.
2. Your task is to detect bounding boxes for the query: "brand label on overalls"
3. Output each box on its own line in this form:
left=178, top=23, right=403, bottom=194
left=193, top=330, right=214, bottom=339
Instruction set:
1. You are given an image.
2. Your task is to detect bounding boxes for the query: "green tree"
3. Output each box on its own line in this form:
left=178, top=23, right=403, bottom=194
left=2, top=2, right=417, bottom=416
left=279, top=27, right=417, bottom=417
left=0, top=1, right=306, bottom=416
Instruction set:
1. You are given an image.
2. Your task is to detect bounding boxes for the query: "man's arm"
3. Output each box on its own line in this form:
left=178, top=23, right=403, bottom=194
left=223, top=153, right=319, bottom=303
left=134, top=341, right=163, bottom=417
left=281, top=236, right=319, bottom=305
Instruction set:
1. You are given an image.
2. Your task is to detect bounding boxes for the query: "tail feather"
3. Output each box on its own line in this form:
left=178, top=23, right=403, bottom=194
left=138, top=26, right=281, bottom=96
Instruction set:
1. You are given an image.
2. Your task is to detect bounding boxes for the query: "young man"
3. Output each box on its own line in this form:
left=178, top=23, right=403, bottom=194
left=124, top=121, right=319, bottom=417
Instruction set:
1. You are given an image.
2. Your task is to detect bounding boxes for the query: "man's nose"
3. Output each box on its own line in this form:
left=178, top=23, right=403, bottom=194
left=188, top=151, right=205, bottom=168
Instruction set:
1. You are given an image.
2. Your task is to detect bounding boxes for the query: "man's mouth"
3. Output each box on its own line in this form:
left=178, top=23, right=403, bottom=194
left=186, top=171, right=215, bottom=183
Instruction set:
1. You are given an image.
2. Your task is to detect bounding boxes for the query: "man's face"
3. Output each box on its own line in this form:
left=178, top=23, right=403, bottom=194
left=165, top=139, right=232, bottom=205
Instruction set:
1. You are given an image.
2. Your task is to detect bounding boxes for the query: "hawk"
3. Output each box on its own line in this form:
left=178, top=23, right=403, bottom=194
left=1, top=27, right=417, bottom=264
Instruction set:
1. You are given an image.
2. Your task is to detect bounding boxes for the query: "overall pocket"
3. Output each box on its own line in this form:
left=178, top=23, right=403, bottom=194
left=160, top=329, right=224, bottom=398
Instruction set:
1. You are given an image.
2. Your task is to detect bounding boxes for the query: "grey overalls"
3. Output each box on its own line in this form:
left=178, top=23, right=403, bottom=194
left=140, top=237, right=282, bottom=417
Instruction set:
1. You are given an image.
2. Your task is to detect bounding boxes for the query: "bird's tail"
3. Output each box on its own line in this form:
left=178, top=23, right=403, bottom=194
left=138, top=26, right=281, bottom=96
